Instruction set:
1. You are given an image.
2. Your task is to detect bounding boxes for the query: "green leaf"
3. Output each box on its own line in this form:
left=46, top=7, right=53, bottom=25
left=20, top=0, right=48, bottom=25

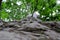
left=1, top=10, right=9, bottom=19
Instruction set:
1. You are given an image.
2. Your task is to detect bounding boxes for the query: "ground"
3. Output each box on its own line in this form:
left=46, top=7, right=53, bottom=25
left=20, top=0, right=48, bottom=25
left=0, top=17, right=60, bottom=40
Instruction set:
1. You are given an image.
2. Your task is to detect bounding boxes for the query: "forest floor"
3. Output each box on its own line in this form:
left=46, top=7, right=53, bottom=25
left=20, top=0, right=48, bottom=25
left=0, top=17, right=60, bottom=40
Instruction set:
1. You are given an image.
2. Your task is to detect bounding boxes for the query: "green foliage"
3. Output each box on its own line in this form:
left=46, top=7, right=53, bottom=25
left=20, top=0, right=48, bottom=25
left=1, top=10, right=9, bottom=19
left=30, top=0, right=60, bottom=21
left=0, top=0, right=60, bottom=21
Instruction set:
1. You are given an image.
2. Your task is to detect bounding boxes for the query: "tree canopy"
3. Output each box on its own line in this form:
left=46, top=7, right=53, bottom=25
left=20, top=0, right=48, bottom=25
left=0, top=0, right=60, bottom=21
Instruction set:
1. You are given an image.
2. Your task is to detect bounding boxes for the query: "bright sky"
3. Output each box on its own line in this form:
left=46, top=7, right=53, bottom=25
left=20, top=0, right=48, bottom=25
left=57, top=0, right=60, bottom=4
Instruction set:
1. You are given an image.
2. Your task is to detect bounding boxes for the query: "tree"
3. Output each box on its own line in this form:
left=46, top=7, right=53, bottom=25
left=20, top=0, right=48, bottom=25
left=0, top=0, right=2, bottom=10
left=0, top=0, right=60, bottom=21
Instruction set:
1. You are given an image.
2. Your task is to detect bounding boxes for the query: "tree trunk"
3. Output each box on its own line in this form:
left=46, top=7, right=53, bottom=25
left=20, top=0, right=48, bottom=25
left=0, top=0, right=2, bottom=10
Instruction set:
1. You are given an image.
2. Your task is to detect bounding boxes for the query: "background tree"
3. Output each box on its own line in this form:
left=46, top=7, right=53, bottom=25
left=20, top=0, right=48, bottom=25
left=0, top=0, right=2, bottom=9
left=0, top=0, right=60, bottom=21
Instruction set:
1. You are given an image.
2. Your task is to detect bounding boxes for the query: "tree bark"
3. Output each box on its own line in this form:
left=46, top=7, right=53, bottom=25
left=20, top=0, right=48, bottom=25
left=0, top=0, right=2, bottom=10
